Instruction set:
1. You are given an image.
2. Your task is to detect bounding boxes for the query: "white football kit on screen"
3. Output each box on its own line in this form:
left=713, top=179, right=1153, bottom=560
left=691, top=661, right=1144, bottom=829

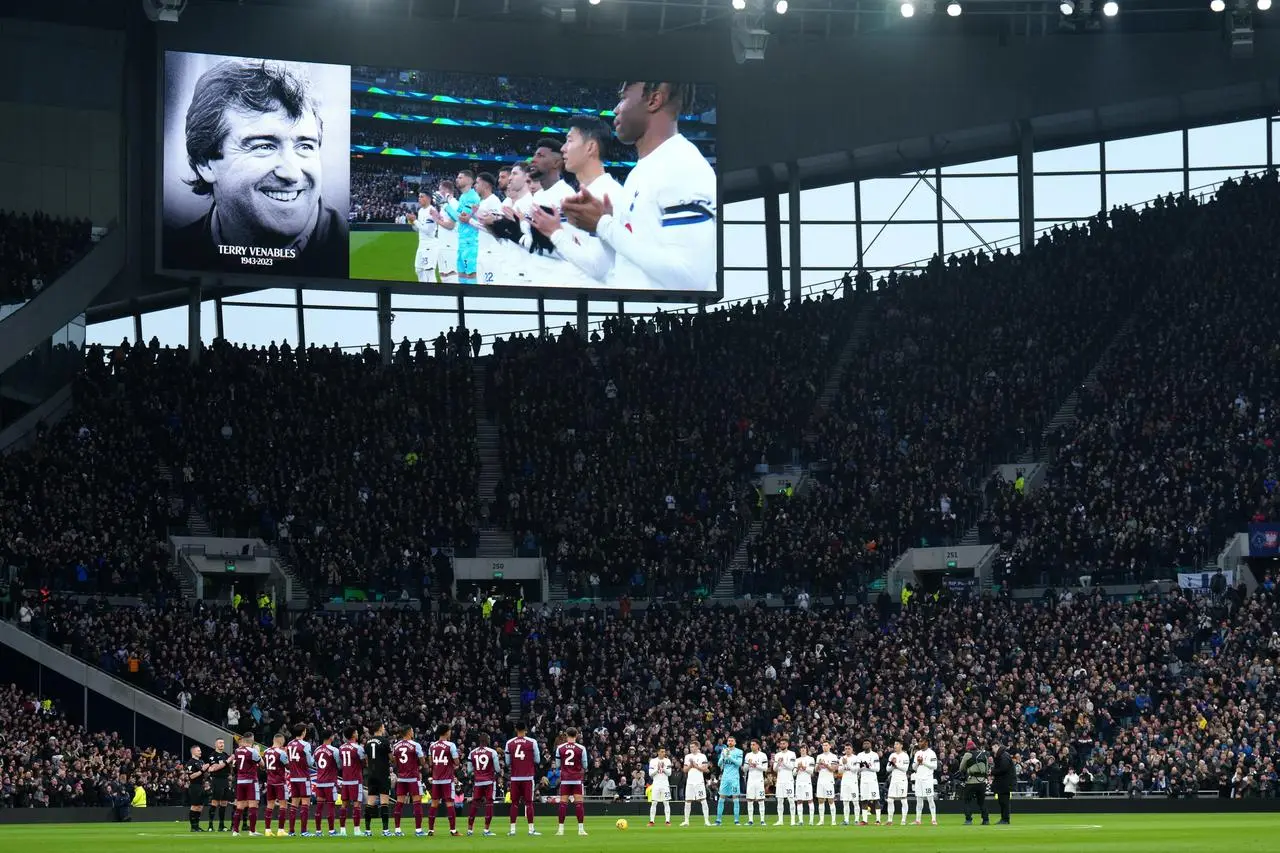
left=548, top=171, right=623, bottom=287
left=412, top=207, right=438, bottom=282
left=595, top=133, right=716, bottom=293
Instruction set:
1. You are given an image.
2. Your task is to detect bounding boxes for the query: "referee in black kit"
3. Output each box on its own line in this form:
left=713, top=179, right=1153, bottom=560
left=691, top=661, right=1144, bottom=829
left=184, top=744, right=210, bottom=832
left=207, top=736, right=233, bottom=831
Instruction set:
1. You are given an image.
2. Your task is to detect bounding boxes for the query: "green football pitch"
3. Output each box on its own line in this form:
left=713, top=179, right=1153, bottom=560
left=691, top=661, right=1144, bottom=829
left=4, top=814, right=1278, bottom=853
left=349, top=230, right=418, bottom=284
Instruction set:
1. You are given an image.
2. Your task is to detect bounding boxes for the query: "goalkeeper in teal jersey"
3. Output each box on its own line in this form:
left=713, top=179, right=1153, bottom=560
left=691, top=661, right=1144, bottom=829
left=715, top=736, right=744, bottom=825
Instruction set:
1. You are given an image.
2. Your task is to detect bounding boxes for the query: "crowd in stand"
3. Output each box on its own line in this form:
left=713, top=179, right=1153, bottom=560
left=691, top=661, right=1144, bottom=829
left=351, top=67, right=715, bottom=117
left=749, top=175, right=1280, bottom=597
left=13, top=579, right=1279, bottom=804
left=0, top=343, right=182, bottom=598
left=518, top=581, right=1280, bottom=798
left=980, top=172, right=1280, bottom=587
left=0, top=210, right=94, bottom=304
left=352, top=126, right=529, bottom=158
left=0, top=683, right=184, bottom=808
left=488, top=296, right=854, bottom=600
left=26, top=598, right=512, bottom=760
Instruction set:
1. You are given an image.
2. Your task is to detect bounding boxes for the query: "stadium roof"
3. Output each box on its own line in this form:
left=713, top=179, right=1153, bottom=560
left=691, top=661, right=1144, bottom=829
left=12, top=0, right=1274, bottom=38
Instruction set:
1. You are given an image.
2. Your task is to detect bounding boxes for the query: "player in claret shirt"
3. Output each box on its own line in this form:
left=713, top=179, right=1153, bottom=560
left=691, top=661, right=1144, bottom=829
left=337, top=727, right=366, bottom=836
left=261, top=732, right=290, bottom=836
left=427, top=724, right=461, bottom=837
left=505, top=721, right=541, bottom=836
left=467, top=733, right=501, bottom=837
left=555, top=728, right=588, bottom=836
left=285, top=723, right=315, bottom=836
left=391, top=725, right=426, bottom=837
left=230, top=733, right=262, bottom=836
left=313, top=731, right=342, bottom=836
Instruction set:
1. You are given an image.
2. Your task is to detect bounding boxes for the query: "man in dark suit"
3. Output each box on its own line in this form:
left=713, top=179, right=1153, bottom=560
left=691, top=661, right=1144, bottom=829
left=163, top=58, right=347, bottom=277
left=991, top=742, right=1016, bottom=824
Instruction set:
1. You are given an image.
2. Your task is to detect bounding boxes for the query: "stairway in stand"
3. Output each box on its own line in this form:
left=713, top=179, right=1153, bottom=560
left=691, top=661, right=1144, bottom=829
left=474, top=361, right=513, bottom=558
left=956, top=310, right=1143, bottom=547
left=507, top=665, right=524, bottom=722
left=154, top=463, right=197, bottom=599
left=803, top=299, right=875, bottom=446
left=712, top=520, right=763, bottom=600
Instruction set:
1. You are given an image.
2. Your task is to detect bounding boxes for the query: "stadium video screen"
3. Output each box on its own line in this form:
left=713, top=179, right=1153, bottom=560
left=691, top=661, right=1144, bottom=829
left=159, top=51, right=719, bottom=298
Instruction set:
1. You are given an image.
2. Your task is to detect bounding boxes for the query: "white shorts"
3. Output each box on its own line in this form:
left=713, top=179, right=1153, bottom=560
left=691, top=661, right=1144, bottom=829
left=795, top=778, right=813, bottom=801
left=684, top=781, right=706, bottom=802
left=651, top=783, right=671, bottom=803
left=839, top=780, right=858, bottom=802
left=436, top=245, right=456, bottom=275
left=888, top=777, right=908, bottom=799
left=859, top=779, right=879, bottom=802
left=745, top=778, right=766, bottom=801
left=816, top=778, right=835, bottom=800
left=775, top=776, right=795, bottom=800
left=477, top=246, right=498, bottom=285
left=913, top=779, right=935, bottom=799
left=414, top=248, right=437, bottom=282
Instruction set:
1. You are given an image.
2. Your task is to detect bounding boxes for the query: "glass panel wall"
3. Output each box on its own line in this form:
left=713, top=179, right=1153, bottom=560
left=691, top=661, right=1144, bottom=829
left=90, top=117, right=1274, bottom=349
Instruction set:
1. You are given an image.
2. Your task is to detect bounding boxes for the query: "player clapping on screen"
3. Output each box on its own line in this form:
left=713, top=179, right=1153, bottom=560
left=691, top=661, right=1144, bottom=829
left=407, top=192, right=438, bottom=283
left=531, top=117, right=622, bottom=286
left=562, top=81, right=716, bottom=293
left=793, top=746, right=815, bottom=825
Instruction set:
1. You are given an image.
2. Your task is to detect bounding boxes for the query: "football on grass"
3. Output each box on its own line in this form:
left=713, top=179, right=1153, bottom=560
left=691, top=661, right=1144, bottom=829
left=616, top=819, right=629, bottom=830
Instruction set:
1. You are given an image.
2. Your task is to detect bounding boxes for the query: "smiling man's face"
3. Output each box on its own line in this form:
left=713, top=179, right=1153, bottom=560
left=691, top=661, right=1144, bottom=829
left=197, top=104, right=321, bottom=243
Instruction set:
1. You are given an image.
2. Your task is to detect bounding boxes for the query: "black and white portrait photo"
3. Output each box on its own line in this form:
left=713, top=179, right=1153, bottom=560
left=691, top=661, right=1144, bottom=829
left=161, top=51, right=350, bottom=277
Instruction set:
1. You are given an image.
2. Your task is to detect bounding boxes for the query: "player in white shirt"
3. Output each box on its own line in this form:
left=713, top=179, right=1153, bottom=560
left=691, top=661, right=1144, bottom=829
left=489, top=162, right=537, bottom=284
left=533, top=117, right=623, bottom=289
left=430, top=180, right=458, bottom=280
left=770, top=739, right=797, bottom=826
left=814, top=742, right=839, bottom=826
left=912, top=740, right=939, bottom=825
left=681, top=743, right=711, bottom=827
left=524, top=138, right=577, bottom=288
left=741, top=741, right=768, bottom=826
left=856, top=741, right=882, bottom=825
left=793, top=746, right=815, bottom=825
left=886, top=741, right=911, bottom=825
left=838, top=745, right=860, bottom=826
left=472, top=173, right=505, bottom=286
left=647, top=748, right=673, bottom=826
left=407, top=192, right=438, bottom=283
left=563, top=81, right=716, bottom=294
